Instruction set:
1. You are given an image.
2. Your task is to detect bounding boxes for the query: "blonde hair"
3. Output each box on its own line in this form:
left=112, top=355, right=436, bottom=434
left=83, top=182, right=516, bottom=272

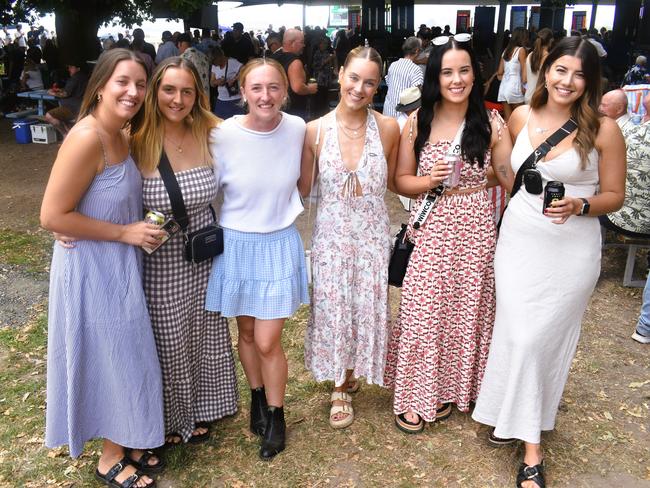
left=239, top=57, right=288, bottom=90
left=78, top=48, right=148, bottom=134
left=132, top=57, right=220, bottom=174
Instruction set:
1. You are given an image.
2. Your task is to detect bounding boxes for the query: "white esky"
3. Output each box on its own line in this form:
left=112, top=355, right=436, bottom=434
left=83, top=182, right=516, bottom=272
left=24, top=3, right=616, bottom=47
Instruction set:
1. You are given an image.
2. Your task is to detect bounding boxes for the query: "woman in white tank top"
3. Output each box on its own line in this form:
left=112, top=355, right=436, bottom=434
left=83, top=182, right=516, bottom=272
left=497, top=27, right=528, bottom=120
left=524, top=28, right=554, bottom=104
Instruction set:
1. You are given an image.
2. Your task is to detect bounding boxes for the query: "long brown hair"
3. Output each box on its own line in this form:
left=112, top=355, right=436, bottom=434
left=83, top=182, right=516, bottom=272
left=131, top=57, right=220, bottom=173
left=529, top=28, right=554, bottom=74
left=503, top=27, right=528, bottom=61
left=530, top=36, right=602, bottom=168
left=77, top=48, right=148, bottom=134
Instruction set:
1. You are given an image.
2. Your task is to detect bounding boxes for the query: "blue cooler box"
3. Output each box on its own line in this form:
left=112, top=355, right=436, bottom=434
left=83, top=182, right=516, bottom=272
left=12, top=119, right=38, bottom=144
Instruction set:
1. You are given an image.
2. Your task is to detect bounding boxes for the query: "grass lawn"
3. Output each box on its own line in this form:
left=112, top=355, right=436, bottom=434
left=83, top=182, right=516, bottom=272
left=0, top=229, right=649, bottom=487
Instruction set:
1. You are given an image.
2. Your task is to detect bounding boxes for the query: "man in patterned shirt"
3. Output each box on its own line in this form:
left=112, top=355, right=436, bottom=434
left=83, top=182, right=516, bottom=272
left=178, top=32, right=210, bottom=96
left=601, top=92, right=650, bottom=247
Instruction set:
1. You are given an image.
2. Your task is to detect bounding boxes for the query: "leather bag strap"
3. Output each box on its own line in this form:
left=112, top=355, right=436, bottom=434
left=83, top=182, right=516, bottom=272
left=157, top=151, right=190, bottom=231
left=510, top=118, right=578, bottom=198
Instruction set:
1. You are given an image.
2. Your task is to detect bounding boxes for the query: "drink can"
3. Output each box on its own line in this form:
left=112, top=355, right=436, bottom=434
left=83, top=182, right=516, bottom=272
left=542, top=181, right=565, bottom=213
left=443, top=153, right=462, bottom=188
left=145, top=210, right=165, bottom=226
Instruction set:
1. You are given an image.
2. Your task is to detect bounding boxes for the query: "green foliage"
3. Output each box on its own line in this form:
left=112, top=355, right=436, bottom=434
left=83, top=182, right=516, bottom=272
left=1, top=0, right=211, bottom=27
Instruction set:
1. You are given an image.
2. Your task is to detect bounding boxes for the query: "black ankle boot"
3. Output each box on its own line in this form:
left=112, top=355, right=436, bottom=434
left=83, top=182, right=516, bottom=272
left=259, top=406, right=285, bottom=460
left=250, top=386, right=268, bottom=436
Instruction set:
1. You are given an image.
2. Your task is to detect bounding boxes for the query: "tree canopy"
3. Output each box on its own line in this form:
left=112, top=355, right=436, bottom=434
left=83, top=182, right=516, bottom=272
left=1, top=0, right=208, bottom=28
left=1, top=0, right=210, bottom=65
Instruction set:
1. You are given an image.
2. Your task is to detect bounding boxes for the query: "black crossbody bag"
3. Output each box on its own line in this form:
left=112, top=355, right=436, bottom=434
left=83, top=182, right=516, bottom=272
left=498, top=119, right=578, bottom=229
left=511, top=119, right=578, bottom=198
left=388, top=223, right=415, bottom=287
left=158, top=151, right=224, bottom=264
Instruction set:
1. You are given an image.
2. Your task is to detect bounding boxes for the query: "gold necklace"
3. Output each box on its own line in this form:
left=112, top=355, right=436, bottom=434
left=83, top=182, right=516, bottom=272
left=336, top=113, right=368, bottom=139
left=165, top=128, right=187, bottom=153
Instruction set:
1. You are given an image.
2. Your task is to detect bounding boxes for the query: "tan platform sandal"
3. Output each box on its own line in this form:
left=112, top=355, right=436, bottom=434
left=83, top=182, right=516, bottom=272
left=329, top=391, right=354, bottom=429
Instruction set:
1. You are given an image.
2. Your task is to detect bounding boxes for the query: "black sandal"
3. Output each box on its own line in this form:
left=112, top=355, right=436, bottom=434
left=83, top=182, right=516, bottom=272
left=488, top=429, right=518, bottom=447
left=187, top=422, right=211, bottom=444
left=395, top=413, right=425, bottom=434
left=95, top=457, right=155, bottom=488
left=516, top=461, right=545, bottom=488
left=125, top=449, right=165, bottom=475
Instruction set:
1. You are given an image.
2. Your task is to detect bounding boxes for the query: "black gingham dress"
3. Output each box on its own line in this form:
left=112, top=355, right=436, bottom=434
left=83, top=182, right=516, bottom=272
left=143, top=166, right=238, bottom=441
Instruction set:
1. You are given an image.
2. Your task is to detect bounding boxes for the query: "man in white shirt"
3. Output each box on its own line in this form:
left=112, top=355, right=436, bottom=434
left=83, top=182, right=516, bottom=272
left=383, top=37, right=423, bottom=118
left=14, top=24, right=27, bottom=48
left=2, top=27, right=11, bottom=46
left=210, top=46, right=243, bottom=119
left=599, top=89, right=632, bottom=132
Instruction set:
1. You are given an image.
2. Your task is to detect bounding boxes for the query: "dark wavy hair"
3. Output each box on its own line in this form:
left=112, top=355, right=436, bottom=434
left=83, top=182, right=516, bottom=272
left=414, top=39, right=490, bottom=168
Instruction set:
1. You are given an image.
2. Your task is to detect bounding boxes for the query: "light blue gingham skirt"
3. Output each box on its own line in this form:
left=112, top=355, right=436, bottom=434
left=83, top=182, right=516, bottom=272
left=205, top=224, right=309, bottom=320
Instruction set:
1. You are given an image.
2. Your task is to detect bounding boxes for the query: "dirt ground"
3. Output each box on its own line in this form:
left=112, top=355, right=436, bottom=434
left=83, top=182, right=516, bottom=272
left=0, top=118, right=648, bottom=487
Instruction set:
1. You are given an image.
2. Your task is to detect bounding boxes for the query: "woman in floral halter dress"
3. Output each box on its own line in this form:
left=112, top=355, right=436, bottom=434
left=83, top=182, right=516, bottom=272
left=300, top=46, right=400, bottom=429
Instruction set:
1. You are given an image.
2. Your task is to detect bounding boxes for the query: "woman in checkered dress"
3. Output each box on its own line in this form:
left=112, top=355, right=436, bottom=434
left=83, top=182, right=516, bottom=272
left=132, top=57, right=238, bottom=446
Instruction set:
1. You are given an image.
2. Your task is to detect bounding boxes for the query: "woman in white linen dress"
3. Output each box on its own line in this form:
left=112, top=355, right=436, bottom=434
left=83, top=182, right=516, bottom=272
left=472, top=37, right=626, bottom=488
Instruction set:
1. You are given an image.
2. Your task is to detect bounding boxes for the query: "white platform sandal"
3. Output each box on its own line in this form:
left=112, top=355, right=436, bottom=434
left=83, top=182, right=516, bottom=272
left=329, top=391, right=354, bottom=429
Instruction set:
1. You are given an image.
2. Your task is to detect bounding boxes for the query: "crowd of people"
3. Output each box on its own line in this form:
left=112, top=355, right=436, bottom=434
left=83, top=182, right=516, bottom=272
left=2, top=11, right=640, bottom=488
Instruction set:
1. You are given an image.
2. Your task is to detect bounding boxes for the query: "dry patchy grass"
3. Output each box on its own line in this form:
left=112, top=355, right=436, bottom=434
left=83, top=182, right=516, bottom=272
left=0, top=215, right=649, bottom=487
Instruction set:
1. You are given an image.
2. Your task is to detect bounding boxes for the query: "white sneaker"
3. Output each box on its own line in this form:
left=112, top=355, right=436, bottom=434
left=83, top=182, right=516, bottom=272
left=631, top=331, right=650, bottom=344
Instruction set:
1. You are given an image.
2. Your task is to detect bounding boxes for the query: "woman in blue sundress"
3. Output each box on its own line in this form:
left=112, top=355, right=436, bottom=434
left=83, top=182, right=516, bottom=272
left=41, top=49, right=165, bottom=488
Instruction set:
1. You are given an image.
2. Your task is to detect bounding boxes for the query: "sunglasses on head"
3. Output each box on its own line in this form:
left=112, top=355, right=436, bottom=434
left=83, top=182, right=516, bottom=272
left=432, top=33, right=472, bottom=46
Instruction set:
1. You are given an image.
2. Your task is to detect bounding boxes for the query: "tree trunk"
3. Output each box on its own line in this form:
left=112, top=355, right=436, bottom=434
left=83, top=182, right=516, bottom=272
left=55, top=6, right=102, bottom=67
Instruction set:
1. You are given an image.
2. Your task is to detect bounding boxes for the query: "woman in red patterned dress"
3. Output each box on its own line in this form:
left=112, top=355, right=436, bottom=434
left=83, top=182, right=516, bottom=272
left=384, top=35, right=514, bottom=433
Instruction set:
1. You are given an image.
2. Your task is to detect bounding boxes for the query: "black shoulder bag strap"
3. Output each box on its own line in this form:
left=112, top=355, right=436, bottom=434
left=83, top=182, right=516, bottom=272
left=157, top=151, right=216, bottom=233
left=510, top=118, right=578, bottom=199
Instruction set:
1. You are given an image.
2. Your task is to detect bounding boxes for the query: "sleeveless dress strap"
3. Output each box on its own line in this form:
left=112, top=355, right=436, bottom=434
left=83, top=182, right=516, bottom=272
left=95, top=130, right=109, bottom=171
left=525, top=106, right=533, bottom=125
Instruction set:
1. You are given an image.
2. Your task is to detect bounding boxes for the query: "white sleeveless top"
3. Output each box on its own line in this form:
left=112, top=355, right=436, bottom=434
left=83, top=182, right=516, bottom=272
left=211, top=113, right=306, bottom=233
left=498, top=47, right=525, bottom=104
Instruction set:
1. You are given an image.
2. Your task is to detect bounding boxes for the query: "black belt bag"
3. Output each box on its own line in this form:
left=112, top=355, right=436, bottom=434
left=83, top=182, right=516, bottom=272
left=184, top=217, right=223, bottom=263
left=158, top=151, right=223, bottom=264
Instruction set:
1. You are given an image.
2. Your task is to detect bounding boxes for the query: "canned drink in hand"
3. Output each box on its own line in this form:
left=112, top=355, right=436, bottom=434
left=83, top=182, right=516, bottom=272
left=543, top=181, right=565, bottom=214
left=443, top=153, right=462, bottom=188
left=145, top=210, right=165, bottom=226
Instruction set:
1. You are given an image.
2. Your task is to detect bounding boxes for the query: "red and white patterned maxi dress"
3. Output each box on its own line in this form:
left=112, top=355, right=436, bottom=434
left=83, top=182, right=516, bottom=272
left=383, top=141, right=497, bottom=422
